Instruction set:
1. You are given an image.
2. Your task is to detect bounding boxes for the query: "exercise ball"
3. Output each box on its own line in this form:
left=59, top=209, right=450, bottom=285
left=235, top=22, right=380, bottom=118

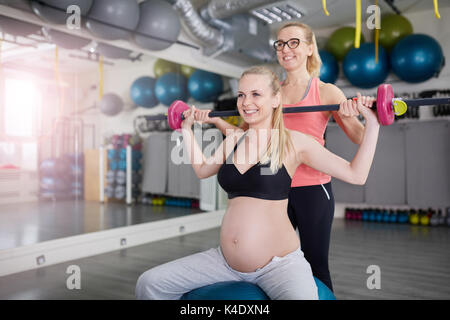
left=130, top=77, right=158, bottom=108
left=377, top=14, right=413, bottom=51
left=0, top=15, right=41, bottom=37
left=343, top=43, right=389, bottom=88
left=134, top=0, right=181, bottom=51
left=99, top=93, right=124, bottom=116
left=45, top=28, right=91, bottom=50
left=326, top=27, right=365, bottom=61
left=390, top=34, right=444, bottom=83
left=96, top=42, right=132, bottom=60
left=181, top=277, right=336, bottom=300
left=188, top=70, right=223, bottom=103
left=40, top=159, right=58, bottom=175
left=86, top=0, right=140, bottom=40
left=180, top=65, right=196, bottom=78
left=182, top=282, right=269, bottom=300
left=155, top=73, right=188, bottom=106
left=153, top=59, right=180, bottom=78
left=31, top=0, right=93, bottom=25
left=319, top=50, right=339, bottom=84
left=40, top=176, right=71, bottom=191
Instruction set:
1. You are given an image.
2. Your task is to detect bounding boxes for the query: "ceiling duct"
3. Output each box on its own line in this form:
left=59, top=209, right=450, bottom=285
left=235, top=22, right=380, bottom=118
left=171, top=0, right=276, bottom=63
left=171, top=0, right=224, bottom=50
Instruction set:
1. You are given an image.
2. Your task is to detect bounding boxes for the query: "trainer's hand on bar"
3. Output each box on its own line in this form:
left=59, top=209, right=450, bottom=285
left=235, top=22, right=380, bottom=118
left=182, top=105, right=196, bottom=129
left=338, top=96, right=360, bottom=118
left=355, top=92, right=378, bottom=125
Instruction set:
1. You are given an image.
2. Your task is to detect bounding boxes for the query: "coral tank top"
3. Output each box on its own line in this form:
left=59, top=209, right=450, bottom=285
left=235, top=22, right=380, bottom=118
left=283, top=77, right=331, bottom=187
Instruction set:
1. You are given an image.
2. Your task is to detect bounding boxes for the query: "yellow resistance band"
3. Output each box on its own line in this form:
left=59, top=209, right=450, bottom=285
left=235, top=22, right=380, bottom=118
left=355, top=0, right=361, bottom=48
left=434, top=0, right=441, bottom=19
left=54, top=46, right=64, bottom=118
left=99, top=55, right=104, bottom=100
left=322, top=0, right=330, bottom=16
left=375, top=0, right=379, bottom=63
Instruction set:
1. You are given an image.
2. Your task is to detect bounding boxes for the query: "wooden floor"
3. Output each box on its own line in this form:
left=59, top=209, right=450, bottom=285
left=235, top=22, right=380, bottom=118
left=0, top=218, right=449, bottom=300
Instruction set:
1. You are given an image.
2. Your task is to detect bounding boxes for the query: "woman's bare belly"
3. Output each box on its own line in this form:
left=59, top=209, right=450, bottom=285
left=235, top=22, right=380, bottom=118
left=220, top=197, right=300, bottom=273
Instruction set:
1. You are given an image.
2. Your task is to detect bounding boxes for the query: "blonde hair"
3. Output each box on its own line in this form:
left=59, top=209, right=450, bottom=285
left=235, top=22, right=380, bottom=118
left=240, top=66, right=293, bottom=173
left=277, top=22, right=322, bottom=78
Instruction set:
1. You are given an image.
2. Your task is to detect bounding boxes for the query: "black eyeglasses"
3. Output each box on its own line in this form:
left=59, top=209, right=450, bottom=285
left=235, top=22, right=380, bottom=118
left=273, top=38, right=306, bottom=51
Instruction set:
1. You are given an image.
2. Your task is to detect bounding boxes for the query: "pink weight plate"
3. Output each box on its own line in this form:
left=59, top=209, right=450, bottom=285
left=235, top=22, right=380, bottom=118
left=168, top=100, right=189, bottom=131
left=376, top=84, right=394, bottom=126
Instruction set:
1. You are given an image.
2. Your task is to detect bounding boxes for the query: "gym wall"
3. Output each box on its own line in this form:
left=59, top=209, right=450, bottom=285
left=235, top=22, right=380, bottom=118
left=70, top=5, right=449, bottom=214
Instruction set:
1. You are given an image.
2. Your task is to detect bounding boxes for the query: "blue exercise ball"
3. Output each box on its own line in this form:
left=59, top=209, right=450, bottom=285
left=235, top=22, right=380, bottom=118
left=188, top=70, right=223, bottom=103
left=31, top=0, right=93, bottom=25
left=181, top=277, right=336, bottom=300
left=390, top=34, right=444, bottom=83
left=134, top=0, right=181, bottom=51
left=319, top=49, right=339, bottom=84
left=182, top=282, right=268, bottom=300
left=86, top=0, right=140, bottom=40
left=130, top=77, right=158, bottom=108
left=155, top=72, right=188, bottom=106
left=343, top=43, right=389, bottom=89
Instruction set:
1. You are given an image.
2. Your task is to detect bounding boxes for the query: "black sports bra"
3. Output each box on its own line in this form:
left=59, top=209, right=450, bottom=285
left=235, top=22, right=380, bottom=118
left=217, top=133, right=292, bottom=200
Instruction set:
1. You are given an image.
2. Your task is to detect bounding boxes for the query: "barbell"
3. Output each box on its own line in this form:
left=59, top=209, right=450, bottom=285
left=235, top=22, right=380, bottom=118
left=137, top=84, right=450, bottom=131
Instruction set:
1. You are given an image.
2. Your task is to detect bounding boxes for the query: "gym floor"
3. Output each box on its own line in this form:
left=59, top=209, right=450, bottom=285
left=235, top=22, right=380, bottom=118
left=0, top=200, right=203, bottom=250
left=0, top=201, right=449, bottom=300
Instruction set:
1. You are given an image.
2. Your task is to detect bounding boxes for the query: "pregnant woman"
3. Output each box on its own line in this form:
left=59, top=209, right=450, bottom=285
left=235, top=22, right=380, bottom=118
left=136, top=66, right=378, bottom=300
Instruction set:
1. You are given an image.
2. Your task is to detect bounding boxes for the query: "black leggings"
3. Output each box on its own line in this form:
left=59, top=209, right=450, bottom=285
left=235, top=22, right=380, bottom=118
left=287, top=182, right=335, bottom=292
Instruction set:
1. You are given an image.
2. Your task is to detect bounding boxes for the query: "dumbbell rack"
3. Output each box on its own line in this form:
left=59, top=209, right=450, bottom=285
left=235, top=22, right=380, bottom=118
left=345, top=207, right=450, bottom=227
left=99, top=145, right=133, bottom=205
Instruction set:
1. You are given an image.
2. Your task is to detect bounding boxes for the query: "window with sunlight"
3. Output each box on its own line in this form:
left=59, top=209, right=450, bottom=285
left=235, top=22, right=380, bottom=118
left=4, top=78, right=41, bottom=137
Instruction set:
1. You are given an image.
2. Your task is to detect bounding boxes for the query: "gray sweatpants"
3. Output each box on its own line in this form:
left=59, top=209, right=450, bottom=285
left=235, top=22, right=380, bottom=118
left=135, top=246, right=318, bottom=300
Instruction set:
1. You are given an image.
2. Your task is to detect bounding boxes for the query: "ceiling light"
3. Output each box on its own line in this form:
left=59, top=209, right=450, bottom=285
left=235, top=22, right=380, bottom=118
left=250, top=9, right=273, bottom=24
left=250, top=1, right=304, bottom=24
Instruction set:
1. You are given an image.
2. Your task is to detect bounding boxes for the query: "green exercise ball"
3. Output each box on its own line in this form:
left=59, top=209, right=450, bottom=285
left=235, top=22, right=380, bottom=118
left=326, top=27, right=365, bottom=61
left=377, top=14, right=413, bottom=51
left=153, top=59, right=179, bottom=78
left=180, top=64, right=196, bottom=78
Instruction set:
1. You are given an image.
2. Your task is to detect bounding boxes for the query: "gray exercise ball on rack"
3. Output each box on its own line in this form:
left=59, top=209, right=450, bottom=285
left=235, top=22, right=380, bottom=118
left=134, top=0, right=181, bottom=51
left=85, top=0, right=140, bottom=40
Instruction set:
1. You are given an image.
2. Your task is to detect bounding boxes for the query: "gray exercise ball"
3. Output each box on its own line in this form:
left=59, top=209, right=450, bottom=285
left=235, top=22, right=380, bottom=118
left=86, top=0, right=140, bottom=41
left=134, top=0, right=181, bottom=51
left=0, top=15, right=41, bottom=37
left=96, top=42, right=132, bottom=60
left=46, top=28, right=92, bottom=50
left=30, top=0, right=93, bottom=25
left=99, top=93, right=124, bottom=116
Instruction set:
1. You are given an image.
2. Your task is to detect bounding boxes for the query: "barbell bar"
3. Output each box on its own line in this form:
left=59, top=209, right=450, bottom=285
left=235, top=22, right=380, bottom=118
left=137, top=84, right=450, bottom=131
